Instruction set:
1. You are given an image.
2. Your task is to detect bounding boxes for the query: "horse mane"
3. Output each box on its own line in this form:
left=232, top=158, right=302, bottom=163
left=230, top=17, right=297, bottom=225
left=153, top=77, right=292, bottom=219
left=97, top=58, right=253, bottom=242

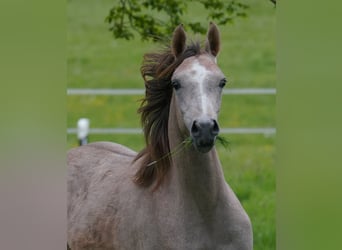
left=134, top=41, right=202, bottom=189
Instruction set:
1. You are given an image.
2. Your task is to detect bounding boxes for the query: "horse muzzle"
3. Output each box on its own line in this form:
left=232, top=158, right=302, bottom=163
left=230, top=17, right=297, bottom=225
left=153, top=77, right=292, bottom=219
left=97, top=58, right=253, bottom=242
left=190, top=118, right=219, bottom=153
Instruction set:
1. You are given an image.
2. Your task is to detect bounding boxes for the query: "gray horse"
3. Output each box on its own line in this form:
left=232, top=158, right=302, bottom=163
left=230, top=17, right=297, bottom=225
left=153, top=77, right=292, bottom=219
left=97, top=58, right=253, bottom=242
left=68, top=23, right=253, bottom=250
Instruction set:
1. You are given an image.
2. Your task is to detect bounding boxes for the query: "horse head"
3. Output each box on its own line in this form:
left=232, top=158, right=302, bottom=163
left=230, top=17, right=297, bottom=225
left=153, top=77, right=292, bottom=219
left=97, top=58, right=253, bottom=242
left=171, top=23, right=227, bottom=153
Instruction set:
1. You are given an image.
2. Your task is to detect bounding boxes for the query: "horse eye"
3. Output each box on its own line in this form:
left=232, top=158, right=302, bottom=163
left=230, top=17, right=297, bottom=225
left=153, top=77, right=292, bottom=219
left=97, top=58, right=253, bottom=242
left=171, top=80, right=181, bottom=90
left=219, top=78, right=227, bottom=88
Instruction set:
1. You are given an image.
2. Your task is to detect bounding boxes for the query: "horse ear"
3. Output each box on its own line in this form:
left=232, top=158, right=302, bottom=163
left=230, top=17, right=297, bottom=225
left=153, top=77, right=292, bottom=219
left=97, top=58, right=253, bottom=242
left=171, top=24, right=186, bottom=58
left=205, top=22, right=220, bottom=57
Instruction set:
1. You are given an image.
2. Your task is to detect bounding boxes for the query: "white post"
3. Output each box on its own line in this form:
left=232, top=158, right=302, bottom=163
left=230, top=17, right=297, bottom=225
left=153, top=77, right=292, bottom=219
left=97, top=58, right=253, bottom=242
left=77, top=118, right=90, bottom=146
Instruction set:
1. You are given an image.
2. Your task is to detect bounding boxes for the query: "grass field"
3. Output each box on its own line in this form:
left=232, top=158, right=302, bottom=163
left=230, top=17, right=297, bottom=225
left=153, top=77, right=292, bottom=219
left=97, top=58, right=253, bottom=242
left=67, top=0, right=275, bottom=249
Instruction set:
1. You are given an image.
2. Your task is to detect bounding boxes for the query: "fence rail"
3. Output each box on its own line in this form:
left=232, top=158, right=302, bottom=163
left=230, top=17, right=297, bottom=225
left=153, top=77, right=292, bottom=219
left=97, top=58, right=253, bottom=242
left=67, top=88, right=276, bottom=96
left=67, top=127, right=276, bottom=135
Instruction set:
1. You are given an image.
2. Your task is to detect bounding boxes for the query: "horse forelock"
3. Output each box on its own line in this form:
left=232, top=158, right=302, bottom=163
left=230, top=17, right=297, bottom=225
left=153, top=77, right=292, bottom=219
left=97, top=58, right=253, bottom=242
left=134, top=41, right=203, bottom=189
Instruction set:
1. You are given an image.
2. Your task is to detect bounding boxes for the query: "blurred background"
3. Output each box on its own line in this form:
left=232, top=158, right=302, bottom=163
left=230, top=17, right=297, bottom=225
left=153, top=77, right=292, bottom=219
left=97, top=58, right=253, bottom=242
left=67, top=0, right=275, bottom=249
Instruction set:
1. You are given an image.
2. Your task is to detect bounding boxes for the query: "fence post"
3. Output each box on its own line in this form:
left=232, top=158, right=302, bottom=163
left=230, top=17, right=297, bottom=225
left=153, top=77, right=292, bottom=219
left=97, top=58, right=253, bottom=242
left=77, top=118, right=90, bottom=146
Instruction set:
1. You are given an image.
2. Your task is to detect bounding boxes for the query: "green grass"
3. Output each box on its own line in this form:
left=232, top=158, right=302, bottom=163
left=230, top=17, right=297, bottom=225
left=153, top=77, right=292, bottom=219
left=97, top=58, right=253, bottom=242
left=68, top=0, right=275, bottom=249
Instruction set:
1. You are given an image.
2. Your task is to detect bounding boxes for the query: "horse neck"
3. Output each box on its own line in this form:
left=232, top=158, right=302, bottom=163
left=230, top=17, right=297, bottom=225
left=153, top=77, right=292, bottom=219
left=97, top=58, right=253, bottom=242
left=167, top=94, right=226, bottom=207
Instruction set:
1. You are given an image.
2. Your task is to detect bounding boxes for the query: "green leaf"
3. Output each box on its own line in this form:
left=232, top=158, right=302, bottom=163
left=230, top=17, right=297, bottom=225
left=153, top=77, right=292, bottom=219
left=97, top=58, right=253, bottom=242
left=106, top=0, right=252, bottom=42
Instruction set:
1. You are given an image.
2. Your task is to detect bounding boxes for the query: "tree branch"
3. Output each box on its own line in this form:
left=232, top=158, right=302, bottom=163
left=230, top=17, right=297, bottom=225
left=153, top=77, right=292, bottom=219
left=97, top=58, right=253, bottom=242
left=106, top=0, right=252, bottom=41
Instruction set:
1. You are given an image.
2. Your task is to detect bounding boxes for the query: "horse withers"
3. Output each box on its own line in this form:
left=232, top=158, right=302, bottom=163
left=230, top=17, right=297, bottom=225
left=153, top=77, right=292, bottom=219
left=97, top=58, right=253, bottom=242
left=67, top=23, right=253, bottom=250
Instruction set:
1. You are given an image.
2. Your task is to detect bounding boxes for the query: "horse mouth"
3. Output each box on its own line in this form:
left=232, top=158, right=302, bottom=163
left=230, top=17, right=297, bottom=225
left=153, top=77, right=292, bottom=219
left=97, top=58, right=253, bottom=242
left=192, top=138, right=216, bottom=153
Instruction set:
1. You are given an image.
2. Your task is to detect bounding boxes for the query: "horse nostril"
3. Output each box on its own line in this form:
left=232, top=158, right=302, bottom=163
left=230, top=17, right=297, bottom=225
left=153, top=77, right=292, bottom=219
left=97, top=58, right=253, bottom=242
left=191, top=121, right=200, bottom=136
left=212, top=119, right=219, bottom=136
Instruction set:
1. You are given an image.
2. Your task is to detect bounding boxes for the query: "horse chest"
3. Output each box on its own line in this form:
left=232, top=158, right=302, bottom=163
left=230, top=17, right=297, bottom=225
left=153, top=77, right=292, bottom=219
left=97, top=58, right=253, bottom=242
left=116, top=200, right=245, bottom=250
